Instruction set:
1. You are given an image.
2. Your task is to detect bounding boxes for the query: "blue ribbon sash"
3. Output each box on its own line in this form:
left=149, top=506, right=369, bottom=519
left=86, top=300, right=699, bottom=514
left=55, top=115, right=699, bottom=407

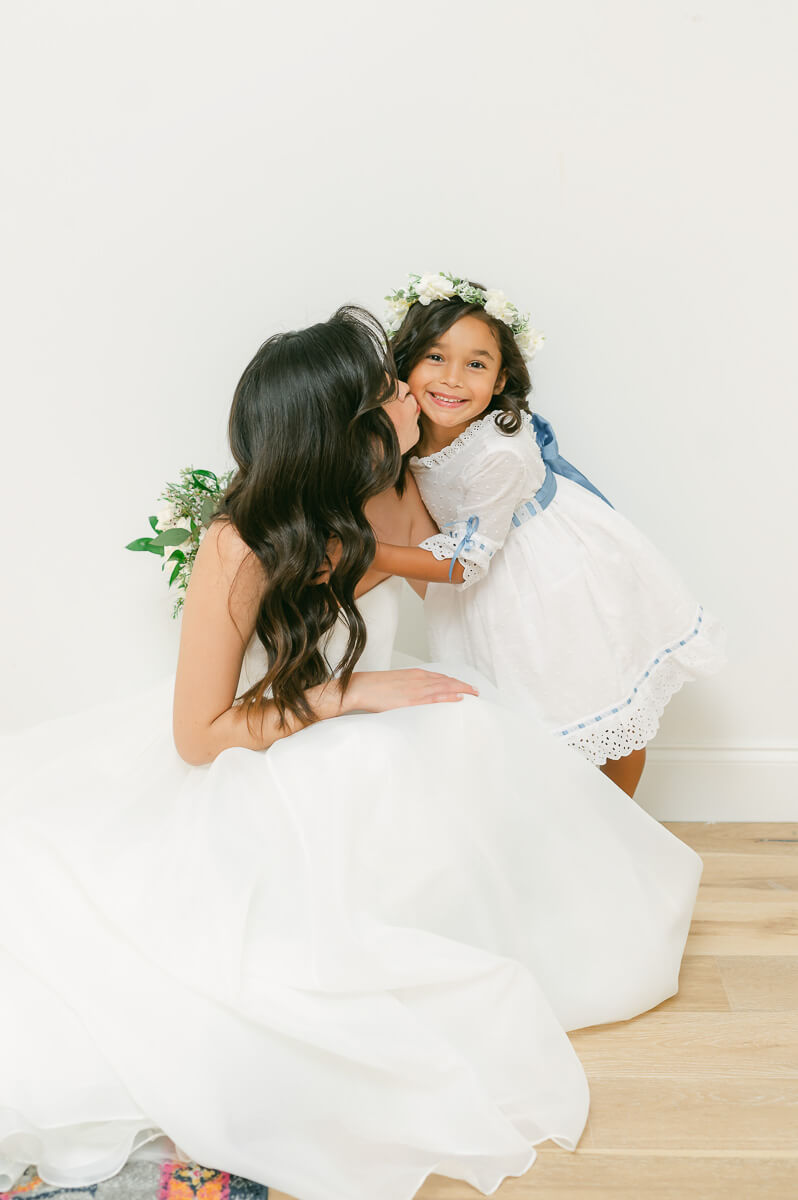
left=532, top=413, right=612, bottom=508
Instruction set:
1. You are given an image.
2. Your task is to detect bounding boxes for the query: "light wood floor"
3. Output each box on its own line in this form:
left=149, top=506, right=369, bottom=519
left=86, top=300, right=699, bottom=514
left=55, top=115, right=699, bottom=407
left=271, top=823, right=798, bottom=1200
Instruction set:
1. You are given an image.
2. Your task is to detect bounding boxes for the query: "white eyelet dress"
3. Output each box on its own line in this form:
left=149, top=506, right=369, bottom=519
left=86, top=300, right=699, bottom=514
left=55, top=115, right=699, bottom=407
left=411, top=412, right=726, bottom=765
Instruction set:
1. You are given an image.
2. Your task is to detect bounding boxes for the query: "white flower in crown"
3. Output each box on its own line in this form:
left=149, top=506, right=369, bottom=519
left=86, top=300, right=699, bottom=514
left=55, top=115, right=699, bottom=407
left=415, top=273, right=456, bottom=305
left=516, top=326, right=546, bottom=361
left=483, top=289, right=517, bottom=325
left=384, top=294, right=411, bottom=333
left=385, top=271, right=544, bottom=362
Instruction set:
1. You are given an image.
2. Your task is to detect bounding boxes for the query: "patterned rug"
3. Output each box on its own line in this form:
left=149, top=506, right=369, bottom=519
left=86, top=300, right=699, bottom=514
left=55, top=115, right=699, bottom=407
left=1, top=1161, right=269, bottom=1200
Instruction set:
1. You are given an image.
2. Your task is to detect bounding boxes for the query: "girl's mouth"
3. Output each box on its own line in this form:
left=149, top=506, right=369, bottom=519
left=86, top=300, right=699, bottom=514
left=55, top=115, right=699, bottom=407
left=429, top=391, right=466, bottom=408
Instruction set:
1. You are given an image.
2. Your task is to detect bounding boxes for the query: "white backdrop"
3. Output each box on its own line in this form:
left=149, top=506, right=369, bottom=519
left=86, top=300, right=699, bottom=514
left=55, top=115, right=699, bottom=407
left=2, top=0, right=796, bottom=816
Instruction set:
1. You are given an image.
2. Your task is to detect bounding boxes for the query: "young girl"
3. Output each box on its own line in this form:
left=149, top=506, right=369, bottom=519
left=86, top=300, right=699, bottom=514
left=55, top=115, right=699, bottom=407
left=374, top=272, right=726, bottom=796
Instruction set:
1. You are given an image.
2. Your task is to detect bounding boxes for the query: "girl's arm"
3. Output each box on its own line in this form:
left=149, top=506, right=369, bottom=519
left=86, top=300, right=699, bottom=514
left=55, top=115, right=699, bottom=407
left=173, top=521, right=476, bottom=765
left=372, top=542, right=465, bottom=585
left=381, top=447, right=532, bottom=589
left=384, top=472, right=465, bottom=590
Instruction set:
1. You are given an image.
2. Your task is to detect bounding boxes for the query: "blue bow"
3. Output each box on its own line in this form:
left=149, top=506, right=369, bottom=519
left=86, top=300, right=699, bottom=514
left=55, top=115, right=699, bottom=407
left=532, top=414, right=613, bottom=508
left=444, top=514, right=480, bottom=582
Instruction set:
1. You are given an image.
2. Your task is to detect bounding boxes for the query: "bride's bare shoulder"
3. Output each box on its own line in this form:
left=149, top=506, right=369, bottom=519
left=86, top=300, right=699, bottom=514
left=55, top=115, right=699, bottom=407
left=200, top=518, right=257, bottom=572
left=188, top=519, right=266, bottom=626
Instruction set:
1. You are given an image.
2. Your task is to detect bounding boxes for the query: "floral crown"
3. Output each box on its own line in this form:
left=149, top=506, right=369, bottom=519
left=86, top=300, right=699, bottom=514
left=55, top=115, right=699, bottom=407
left=384, top=272, right=544, bottom=363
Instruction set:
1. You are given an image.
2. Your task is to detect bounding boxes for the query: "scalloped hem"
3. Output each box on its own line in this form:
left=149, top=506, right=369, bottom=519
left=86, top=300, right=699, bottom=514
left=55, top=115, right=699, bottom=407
left=555, top=607, right=726, bottom=766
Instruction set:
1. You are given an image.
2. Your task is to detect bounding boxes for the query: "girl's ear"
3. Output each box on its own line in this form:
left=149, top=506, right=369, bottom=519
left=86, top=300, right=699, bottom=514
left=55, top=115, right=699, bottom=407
left=493, top=367, right=508, bottom=396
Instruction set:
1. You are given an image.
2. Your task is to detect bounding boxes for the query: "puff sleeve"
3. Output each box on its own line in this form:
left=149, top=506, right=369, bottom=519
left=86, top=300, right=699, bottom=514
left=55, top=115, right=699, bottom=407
left=417, top=446, right=531, bottom=589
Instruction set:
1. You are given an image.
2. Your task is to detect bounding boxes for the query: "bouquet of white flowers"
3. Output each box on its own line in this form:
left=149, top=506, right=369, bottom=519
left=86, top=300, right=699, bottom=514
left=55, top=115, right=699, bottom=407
left=126, top=467, right=232, bottom=616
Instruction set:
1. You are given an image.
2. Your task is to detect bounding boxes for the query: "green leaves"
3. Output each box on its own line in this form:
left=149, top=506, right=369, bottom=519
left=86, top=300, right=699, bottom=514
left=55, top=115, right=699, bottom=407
left=200, top=495, right=218, bottom=527
left=126, top=464, right=232, bottom=618
left=126, top=537, right=165, bottom=556
left=149, top=527, right=191, bottom=549
left=191, top=469, right=219, bottom=492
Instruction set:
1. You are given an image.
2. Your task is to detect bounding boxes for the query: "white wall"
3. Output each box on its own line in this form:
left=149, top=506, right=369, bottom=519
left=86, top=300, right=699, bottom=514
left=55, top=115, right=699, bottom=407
left=2, top=1, right=796, bottom=816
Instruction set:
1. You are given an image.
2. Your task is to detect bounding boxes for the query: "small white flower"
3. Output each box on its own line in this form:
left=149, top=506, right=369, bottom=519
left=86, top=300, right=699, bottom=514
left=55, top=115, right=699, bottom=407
left=156, top=503, right=180, bottom=530
left=416, top=273, right=456, bottom=305
left=384, top=294, right=411, bottom=333
left=516, top=327, right=545, bottom=360
left=483, top=289, right=516, bottom=325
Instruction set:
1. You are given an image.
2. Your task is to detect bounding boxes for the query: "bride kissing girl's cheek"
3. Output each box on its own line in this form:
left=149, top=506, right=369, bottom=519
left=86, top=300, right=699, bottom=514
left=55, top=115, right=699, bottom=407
left=173, top=311, right=477, bottom=766
left=1, top=306, right=701, bottom=1200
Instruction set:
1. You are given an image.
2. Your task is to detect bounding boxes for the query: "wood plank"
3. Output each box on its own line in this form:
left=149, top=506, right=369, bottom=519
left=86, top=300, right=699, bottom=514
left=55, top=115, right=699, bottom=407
left=416, top=1151, right=798, bottom=1198
left=695, top=885, right=798, bottom=904
left=686, top=933, right=798, bottom=956
left=665, top=823, right=798, bottom=855
left=684, top=899, right=798, bottom=955
left=586, top=1077, right=798, bottom=1150
left=718, top=956, right=798, bottom=1012
left=697, top=853, right=798, bottom=891
left=690, top=898, right=798, bottom=925
left=569, top=1013, right=798, bottom=1078
left=648, top=955, right=729, bottom=1013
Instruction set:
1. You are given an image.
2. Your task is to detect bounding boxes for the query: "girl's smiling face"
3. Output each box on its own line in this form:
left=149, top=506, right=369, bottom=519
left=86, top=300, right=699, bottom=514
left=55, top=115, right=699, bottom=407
left=406, top=314, right=507, bottom=447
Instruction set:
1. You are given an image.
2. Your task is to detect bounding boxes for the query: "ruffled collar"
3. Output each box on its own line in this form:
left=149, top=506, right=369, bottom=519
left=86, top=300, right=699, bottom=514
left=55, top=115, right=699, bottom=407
left=410, top=410, right=533, bottom=469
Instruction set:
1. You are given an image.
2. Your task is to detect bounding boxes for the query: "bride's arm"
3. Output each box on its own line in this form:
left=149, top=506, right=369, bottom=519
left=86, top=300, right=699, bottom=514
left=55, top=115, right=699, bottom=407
left=173, top=521, right=477, bottom=765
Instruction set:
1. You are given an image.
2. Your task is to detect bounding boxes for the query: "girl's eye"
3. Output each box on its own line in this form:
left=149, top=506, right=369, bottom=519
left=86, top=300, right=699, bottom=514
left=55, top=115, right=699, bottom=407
left=469, top=361, right=487, bottom=370
left=426, top=353, right=444, bottom=362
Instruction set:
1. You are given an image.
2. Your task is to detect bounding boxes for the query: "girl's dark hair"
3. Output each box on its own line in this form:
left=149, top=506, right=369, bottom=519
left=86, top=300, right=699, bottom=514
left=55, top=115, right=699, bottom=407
left=390, top=281, right=532, bottom=434
left=218, top=305, right=400, bottom=727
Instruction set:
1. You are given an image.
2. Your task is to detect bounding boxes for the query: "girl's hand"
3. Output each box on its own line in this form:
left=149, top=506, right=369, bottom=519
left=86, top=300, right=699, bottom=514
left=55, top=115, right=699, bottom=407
left=345, top=669, right=479, bottom=713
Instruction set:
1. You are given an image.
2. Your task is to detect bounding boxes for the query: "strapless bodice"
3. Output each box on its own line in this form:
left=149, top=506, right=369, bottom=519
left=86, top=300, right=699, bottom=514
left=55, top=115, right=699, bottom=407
left=237, top=576, right=403, bottom=697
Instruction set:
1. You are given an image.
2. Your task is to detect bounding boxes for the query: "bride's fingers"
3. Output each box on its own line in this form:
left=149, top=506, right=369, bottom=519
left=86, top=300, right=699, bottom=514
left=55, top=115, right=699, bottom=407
left=425, top=675, right=479, bottom=696
left=412, top=669, right=479, bottom=695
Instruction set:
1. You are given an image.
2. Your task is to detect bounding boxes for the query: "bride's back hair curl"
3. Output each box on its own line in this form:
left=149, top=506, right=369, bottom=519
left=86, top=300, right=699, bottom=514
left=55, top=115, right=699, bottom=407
left=219, top=305, right=401, bottom=727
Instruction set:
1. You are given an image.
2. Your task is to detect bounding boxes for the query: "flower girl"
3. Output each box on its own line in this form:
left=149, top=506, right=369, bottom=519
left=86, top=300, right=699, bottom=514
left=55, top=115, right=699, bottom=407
left=374, top=273, right=725, bottom=795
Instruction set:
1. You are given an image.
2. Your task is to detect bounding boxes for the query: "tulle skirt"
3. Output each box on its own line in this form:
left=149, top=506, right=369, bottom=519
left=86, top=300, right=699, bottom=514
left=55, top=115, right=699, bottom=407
left=0, top=665, right=701, bottom=1200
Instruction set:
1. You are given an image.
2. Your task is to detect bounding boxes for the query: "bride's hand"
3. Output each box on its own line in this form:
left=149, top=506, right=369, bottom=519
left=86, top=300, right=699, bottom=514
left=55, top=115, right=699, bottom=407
left=345, top=669, right=479, bottom=713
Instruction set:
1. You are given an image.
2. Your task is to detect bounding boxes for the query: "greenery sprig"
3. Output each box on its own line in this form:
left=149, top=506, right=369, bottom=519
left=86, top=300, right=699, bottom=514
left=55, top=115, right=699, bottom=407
left=126, top=466, right=232, bottom=616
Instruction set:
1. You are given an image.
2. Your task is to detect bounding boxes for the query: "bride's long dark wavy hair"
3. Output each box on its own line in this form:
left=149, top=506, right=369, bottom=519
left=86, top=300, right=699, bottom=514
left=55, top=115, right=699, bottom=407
left=218, top=306, right=401, bottom=727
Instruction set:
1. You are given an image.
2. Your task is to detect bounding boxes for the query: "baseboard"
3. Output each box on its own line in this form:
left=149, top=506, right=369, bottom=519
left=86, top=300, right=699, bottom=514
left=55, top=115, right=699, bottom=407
left=635, top=747, right=798, bottom=821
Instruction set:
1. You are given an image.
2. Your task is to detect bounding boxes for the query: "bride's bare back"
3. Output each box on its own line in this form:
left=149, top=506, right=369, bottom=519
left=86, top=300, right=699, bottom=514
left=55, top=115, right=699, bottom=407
left=172, top=474, right=475, bottom=765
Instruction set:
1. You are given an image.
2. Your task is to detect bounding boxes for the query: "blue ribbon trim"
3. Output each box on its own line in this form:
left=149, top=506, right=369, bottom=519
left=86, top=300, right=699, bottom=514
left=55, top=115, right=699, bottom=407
left=512, top=465, right=557, bottom=525
left=556, top=607, right=705, bottom=738
left=443, top=514, right=480, bottom=581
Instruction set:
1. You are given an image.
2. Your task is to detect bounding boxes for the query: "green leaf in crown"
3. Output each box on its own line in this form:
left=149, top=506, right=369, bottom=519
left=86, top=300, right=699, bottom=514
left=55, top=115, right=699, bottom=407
left=126, top=465, right=233, bottom=617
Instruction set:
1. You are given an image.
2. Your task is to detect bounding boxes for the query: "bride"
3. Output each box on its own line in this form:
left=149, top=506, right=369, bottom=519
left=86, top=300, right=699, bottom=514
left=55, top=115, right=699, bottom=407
left=0, top=307, right=701, bottom=1200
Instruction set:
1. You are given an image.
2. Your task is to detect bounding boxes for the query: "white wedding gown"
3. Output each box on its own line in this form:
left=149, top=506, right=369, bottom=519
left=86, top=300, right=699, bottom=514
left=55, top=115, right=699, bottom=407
left=1, top=576, right=701, bottom=1200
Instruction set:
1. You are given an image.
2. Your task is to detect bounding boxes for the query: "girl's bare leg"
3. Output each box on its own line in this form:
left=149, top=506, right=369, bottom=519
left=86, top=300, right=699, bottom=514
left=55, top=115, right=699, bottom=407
left=600, top=747, right=647, bottom=797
